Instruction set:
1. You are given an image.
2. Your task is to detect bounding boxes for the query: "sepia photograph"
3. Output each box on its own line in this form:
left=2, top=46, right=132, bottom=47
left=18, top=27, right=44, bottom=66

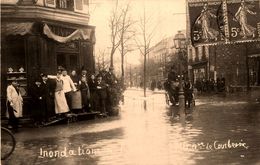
left=1, top=0, right=260, bottom=164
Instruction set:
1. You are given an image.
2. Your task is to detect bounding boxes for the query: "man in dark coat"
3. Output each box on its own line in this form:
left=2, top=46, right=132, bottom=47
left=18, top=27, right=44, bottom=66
left=41, top=73, right=56, bottom=121
left=95, top=76, right=108, bottom=115
left=184, top=80, right=193, bottom=108
left=166, top=66, right=178, bottom=105
left=104, top=67, right=119, bottom=108
left=79, top=76, right=90, bottom=112
left=88, top=74, right=97, bottom=111
left=30, top=78, right=45, bottom=126
left=168, top=66, right=177, bottom=82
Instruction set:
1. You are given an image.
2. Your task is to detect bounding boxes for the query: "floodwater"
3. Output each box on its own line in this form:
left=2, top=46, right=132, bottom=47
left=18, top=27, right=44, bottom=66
left=3, top=89, right=260, bottom=165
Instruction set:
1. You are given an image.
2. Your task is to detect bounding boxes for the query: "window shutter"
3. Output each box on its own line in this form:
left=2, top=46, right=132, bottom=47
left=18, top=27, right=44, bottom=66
left=83, top=0, right=89, bottom=5
left=45, top=0, right=56, bottom=7
left=75, top=0, right=83, bottom=10
left=74, top=0, right=89, bottom=14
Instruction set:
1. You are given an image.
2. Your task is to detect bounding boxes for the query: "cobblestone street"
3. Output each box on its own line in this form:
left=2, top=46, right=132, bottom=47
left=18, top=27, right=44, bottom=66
left=2, top=89, right=260, bottom=165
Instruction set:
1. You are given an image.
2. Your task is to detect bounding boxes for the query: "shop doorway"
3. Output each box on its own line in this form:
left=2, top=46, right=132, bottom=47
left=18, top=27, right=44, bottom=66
left=249, top=57, right=260, bottom=86
left=57, top=53, right=78, bottom=72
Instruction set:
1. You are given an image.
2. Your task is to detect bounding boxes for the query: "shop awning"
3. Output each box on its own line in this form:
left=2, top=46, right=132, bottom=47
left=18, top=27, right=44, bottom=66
left=43, top=24, right=95, bottom=43
left=1, top=22, right=34, bottom=36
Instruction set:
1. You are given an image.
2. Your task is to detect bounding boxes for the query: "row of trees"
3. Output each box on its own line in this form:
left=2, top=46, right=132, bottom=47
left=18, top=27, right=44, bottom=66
left=97, top=2, right=157, bottom=97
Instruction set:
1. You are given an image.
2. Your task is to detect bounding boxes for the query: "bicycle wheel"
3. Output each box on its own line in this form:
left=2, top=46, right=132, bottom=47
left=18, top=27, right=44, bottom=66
left=1, top=127, right=16, bottom=160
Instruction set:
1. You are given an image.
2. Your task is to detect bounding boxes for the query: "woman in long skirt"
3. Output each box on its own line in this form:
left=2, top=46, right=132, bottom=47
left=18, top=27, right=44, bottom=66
left=54, top=73, right=69, bottom=115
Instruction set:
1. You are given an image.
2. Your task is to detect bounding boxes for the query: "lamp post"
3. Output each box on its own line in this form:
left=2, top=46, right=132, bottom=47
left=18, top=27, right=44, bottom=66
left=173, top=31, right=187, bottom=115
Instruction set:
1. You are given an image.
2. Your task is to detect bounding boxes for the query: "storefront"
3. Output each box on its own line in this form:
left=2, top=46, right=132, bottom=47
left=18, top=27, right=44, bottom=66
left=1, top=21, right=95, bottom=116
left=191, top=61, right=208, bottom=83
left=249, top=54, right=260, bottom=86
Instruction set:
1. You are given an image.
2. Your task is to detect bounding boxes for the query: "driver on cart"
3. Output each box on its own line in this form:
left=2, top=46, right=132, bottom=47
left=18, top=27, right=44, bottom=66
left=165, top=66, right=179, bottom=105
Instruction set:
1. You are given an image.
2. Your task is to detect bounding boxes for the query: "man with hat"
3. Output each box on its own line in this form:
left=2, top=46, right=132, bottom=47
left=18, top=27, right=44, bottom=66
left=41, top=73, right=56, bottom=121
left=104, top=67, right=119, bottom=111
left=30, top=77, right=46, bottom=126
left=166, top=65, right=179, bottom=105
left=105, top=67, right=117, bottom=86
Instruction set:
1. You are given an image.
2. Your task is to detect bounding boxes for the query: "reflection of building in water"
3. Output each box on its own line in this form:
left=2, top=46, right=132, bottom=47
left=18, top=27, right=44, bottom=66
left=1, top=0, right=95, bottom=116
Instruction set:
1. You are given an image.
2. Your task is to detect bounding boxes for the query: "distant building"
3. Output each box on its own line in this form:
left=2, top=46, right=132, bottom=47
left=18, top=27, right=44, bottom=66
left=148, top=32, right=186, bottom=83
left=148, top=36, right=173, bottom=82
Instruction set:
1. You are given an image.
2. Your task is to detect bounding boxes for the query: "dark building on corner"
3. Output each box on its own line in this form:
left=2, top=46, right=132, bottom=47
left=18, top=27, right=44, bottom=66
left=1, top=0, right=96, bottom=116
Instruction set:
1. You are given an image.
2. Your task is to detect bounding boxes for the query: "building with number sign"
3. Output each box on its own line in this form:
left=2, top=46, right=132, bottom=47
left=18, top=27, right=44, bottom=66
left=187, top=0, right=260, bottom=91
left=1, top=0, right=96, bottom=116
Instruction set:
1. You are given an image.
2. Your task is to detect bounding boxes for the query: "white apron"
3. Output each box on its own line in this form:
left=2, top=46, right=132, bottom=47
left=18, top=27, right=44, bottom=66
left=54, top=90, right=69, bottom=114
left=6, top=85, right=23, bottom=118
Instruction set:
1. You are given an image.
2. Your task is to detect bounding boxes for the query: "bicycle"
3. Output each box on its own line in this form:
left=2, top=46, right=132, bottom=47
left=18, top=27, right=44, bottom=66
left=1, top=127, right=16, bottom=160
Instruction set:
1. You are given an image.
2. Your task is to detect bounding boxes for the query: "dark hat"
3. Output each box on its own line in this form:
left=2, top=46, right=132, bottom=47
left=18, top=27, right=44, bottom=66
left=40, top=73, right=47, bottom=77
left=58, top=66, right=66, bottom=71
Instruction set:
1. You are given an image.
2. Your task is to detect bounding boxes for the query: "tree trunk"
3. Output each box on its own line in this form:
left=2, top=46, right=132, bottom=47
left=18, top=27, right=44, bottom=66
left=144, top=50, right=147, bottom=97
left=110, top=49, right=114, bottom=68
left=121, top=52, right=125, bottom=87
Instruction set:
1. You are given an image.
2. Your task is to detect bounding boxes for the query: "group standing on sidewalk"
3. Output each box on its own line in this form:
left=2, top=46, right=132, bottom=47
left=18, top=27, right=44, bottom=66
left=5, top=66, right=124, bottom=128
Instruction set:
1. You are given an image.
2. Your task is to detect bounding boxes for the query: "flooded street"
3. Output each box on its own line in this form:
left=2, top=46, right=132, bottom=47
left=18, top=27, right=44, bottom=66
left=3, top=89, right=260, bottom=165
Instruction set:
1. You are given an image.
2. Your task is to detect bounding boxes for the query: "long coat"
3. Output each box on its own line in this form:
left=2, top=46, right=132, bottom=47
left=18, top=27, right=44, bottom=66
left=6, top=85, right=23, bottom=118
left=79, top=82, right=90, bottom=107
left=30, top=83, right=45, bottom=117
left=96, top=81, right=107, bottom=100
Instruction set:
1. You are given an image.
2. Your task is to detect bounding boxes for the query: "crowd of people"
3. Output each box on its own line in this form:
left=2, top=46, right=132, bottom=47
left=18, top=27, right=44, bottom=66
left=6, top=66, right=123, bottom=129
left=194, top=78, right=226, bottom=94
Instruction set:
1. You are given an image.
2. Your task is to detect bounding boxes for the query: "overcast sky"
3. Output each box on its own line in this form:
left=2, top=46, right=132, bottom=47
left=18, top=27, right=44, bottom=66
left=89, top=0, right=187, bottom=68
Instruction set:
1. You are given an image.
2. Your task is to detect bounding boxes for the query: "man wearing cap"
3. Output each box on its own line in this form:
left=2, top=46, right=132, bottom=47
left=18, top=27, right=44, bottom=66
left=105, top=67, right=117, bottom=86
left=41, top=73, right=56, bottom=121
left=30, top=78, right=45, bottom=126
left=166, top=66, right=179, bottom=105
left=104, top=67, right=119, bottom=110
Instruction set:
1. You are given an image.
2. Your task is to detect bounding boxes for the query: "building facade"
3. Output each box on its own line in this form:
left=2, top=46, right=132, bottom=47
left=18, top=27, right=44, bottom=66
left=186, top=0, right=260, bottom=91
left=1, top=0, right=96, bottom=116
left=148, top=37, right=175, bottom=81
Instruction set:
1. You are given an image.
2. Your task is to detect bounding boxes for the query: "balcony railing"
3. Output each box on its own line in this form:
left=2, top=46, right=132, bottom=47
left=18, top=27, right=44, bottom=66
left=56, top=0, right=74, bottom=11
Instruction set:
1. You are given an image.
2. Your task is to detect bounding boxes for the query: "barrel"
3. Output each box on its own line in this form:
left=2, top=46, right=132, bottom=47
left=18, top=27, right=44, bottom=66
left=71, top=91, right=82, bottom=109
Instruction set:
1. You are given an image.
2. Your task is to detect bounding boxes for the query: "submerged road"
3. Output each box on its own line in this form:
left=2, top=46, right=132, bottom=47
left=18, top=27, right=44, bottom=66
left=2, top=89, right=260, bottom=165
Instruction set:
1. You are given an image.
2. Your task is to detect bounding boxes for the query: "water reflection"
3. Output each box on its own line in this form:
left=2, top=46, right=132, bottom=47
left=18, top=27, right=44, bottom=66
left=4, top=90, right=260, bottom=165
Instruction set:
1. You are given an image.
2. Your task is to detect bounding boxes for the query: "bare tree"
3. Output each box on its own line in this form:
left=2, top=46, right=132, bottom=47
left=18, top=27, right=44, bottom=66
left=135, top=7, right=157, bottom=97
left=96, top=49, right=110, bottom=71
left=109, top=1, right=122, bottom=68
left=118, top=3, right=136, bottom=87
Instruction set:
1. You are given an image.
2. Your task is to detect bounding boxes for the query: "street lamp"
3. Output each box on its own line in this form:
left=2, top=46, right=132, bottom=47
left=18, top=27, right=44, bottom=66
left=173, top=30, right=187, bottom=115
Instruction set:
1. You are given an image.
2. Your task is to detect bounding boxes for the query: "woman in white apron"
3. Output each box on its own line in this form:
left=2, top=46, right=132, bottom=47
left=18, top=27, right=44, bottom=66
left=54, top=73, right=69, bottom=115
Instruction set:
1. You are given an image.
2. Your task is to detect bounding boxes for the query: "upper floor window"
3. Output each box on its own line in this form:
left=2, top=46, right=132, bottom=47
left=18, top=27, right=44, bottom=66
left=43, top=0, right=88, bottom=13
left=56, top=0, right=74, bottom=10
left=1, top=0, right=19, bottom=4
